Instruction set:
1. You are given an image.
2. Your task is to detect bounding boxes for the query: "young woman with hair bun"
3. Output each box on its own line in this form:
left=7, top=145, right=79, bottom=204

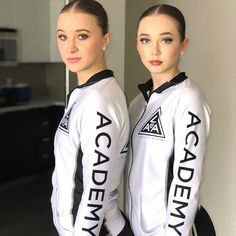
left=51, top=1, right=133, bottom=235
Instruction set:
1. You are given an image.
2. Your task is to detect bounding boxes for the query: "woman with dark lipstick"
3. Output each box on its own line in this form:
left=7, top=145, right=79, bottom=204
left=126, top=4, right=214, bottom=236
left=51, top=0, right=133, bottom=235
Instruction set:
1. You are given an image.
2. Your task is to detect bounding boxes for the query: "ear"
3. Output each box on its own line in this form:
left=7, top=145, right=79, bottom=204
left=181, top=38, right=189, bottom=55
left=103, top=32, right=111, bottom=49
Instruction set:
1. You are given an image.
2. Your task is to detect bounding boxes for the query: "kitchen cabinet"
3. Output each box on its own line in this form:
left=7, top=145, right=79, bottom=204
left=0, top=105, right=64, bottom=183
left=1, top=0, right=64, bottom=62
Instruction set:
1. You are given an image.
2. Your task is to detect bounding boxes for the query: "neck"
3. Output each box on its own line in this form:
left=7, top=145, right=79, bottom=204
left=77, top=63, right=107, bottom=86
left=151, top=70, right=179, bottom=91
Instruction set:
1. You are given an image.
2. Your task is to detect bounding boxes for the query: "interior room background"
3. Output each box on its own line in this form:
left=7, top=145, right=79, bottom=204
left=125, top=1, right=236, bottom=236
left=0, top=0, right=235, bottom=235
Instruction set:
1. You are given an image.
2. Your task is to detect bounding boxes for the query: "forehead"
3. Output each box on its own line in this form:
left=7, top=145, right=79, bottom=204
left=138, top=14, right=179, bottom=36
left=57, top=11, right=99, bottom=31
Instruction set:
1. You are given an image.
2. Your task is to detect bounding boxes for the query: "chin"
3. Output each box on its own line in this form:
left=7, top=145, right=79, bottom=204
left=149, top=68, right=163, bottom=75
left=65, top=65, right=80, bottom=73
left=68, top=68, right=79, bottom=73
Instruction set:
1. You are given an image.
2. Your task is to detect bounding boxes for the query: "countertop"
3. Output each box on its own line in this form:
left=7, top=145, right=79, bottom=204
left=0, top=99, right=65, bottom=114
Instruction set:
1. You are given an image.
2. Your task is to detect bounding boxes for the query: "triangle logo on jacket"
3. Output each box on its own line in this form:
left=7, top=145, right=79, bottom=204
left=59, top=106, right=73, bottom=134
left=120, top=141, right=129, bottom=154
left=138, top=107, right=165, bottom=138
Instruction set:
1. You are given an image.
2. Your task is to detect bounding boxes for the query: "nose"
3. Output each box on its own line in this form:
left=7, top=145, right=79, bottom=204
left=67, top=39, right=78, bottom=53
left=151, top=42, right=160, bottom=56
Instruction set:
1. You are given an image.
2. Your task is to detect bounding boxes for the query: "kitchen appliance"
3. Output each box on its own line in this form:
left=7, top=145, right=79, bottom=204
left=0, top=28, right=17, bottom=66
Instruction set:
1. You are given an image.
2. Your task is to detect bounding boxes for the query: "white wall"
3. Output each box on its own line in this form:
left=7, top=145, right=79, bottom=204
left=100, top=0, right=126, bottom=90
left=156, top=1, right=236, bottom=235
left=49, top=0, right=65, bottom=62
left=0, top=0, right=15, bottom=27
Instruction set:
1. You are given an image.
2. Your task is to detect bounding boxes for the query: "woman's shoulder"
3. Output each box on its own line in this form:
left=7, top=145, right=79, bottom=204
left=174, top=78, right=210, bottom=114
left=175, top=78, right=207, bottom=102
left=94, top=77, right=123, bottom=95
left=128, top=93, right=146, bottom=115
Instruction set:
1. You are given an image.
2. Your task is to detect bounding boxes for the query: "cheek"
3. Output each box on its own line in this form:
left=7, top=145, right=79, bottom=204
left=90, top=44, right=100, bottom=54
left=137, top=45, right=148, bottom=60
left=57, top=42, right=66, bottom=57
left=84, top=40, right=102, bottom=56
left=167, top=47, right=181, bottom=60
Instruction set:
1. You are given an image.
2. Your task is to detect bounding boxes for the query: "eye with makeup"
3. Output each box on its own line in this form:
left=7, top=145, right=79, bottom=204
left=57, top=34, right=67, bottom=41
left=161, top=37, right=173, bottom=45
left=139, top=37, right=150, bottom=44
left=78, top=34, right=89, bottom=40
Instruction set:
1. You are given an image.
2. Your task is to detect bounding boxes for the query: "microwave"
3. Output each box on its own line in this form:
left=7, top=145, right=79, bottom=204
left=0, top=28, right=17, bottom=66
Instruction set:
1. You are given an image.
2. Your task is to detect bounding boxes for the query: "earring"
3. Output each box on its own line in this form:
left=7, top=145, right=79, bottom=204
left=103, top=46, right=106, bottom=51
left=181, top=51, right=184, bottom=56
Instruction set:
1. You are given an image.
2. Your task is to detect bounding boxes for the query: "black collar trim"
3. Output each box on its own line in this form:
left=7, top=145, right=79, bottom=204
left=66, top=69, right=114, bottom=105
left=138, top=72, right=187, bottom=101
left=78, top=69, right=114, bottom=88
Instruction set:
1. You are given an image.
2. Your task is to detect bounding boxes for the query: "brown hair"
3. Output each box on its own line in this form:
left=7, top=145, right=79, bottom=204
left=139, top=4, right=186, bottom=42
left=61, top=0, right=108, bottom=35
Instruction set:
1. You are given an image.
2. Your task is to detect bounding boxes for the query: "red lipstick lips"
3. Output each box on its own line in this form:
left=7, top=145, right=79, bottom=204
left=149, top=60, right=162, bottom=66
left=67, top=57, right=80, bottom=63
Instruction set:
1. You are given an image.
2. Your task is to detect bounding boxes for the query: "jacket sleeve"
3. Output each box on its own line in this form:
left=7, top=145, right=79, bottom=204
left=72, top=91, right=125, bottom=235
left=165, top=90, right=211, bottom=235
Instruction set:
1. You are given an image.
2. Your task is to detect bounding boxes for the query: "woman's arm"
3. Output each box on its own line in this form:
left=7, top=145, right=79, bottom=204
left=73, top=91, right=127, bottom=235
left=165, top=90, right=211, bottom=235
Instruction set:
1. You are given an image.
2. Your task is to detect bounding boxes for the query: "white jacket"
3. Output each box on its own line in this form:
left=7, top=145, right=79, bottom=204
left=126, top=73, right=211, bottom=236
left=51, top=70, right=129, bottom=236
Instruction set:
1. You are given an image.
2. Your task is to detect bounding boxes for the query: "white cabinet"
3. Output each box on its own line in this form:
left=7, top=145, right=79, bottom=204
left=12, top=0, right=64, bottom=62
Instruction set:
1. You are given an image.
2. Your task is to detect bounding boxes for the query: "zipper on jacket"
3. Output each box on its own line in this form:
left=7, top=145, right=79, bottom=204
left=127, top=101, right=147, bottom=225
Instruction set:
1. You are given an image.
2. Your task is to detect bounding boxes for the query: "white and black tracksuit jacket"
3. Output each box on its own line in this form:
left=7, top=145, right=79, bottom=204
left=51, top=70, right=132, bottom=236
left=126, top=72, right=211, bottom=236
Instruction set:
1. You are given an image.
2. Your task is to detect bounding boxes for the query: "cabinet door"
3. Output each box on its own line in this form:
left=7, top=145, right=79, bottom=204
left=0, top=112, right=17, bottom=182
left=29, top=108, right=53, bottom=170
left=0, top=110, right=34, bottom=182
left=32, top=106, right=64, bottom=171
left=0, top=106, right=64, bottom=183
left=13, top=110, right=36, bottom=175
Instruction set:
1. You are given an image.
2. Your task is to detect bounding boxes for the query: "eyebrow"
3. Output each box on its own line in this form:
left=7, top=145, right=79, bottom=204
left=159, top=32, right=174, bottom=36
left=57, top=29, right=91, bottom=33
left=138, top=32, right=174, bottom=37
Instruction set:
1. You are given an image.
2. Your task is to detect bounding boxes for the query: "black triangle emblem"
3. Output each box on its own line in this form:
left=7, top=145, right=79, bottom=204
left=138, top=108, right=165, bottom=138
left=59, top=107, right=72, bottom=133
left=120, top=141, right=129, bottom=154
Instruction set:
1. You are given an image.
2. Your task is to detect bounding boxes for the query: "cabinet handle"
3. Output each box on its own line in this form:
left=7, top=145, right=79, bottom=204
left=41, top=153, right=50, bottom=159
left=42, top=121, right=49, bottom=126
left=42, top=137, right=50, bottom=142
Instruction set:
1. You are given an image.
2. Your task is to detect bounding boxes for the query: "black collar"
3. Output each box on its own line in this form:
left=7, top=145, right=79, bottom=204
left=78, top=69, right=114, bottom=88
left=67, top=69, right=114, bottom=104
left=138, top=72, right=187, bottom=102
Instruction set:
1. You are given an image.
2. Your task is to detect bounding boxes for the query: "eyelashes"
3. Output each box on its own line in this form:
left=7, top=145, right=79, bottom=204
left=78, top=34, right=89, bottom=40
left=57, top=34, right=89, bottom=41
left=140, top=38, right=150, bottom=44
left=161, top=38, right=173, bottom=44
left=57, top=34, right=67, bottom=41
left=139, top=37, right=173, bottom=45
